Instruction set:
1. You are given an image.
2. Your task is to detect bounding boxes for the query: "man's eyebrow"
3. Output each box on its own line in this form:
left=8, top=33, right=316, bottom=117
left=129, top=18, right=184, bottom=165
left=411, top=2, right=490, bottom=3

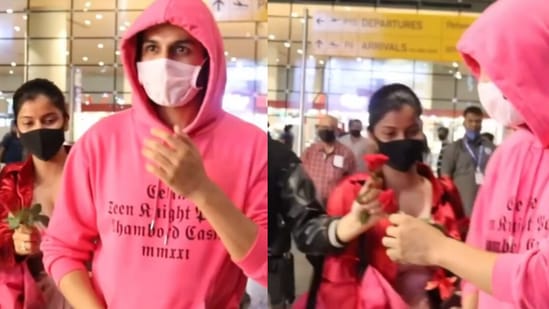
left=173, top=39, right=195, bottom=44
left=142, top=39, right=196, bottom=46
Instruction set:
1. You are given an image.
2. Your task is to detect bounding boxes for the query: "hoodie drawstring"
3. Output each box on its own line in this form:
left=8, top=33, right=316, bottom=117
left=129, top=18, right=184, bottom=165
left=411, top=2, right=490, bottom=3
left=149, top=179, right=161, bottom=231
left=149, top=179, right=174, bottom=246
left=164, top=192, right=174, bottom=246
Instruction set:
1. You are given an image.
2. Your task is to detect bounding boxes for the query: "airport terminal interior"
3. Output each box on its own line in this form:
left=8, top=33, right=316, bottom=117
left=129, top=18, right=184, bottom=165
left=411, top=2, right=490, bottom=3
left=2, top=0, right=537, bottom=308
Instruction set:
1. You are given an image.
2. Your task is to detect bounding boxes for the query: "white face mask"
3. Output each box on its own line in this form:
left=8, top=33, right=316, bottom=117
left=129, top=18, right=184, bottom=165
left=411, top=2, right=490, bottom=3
left=137, top=58, right=203, bottom=107
left=477, top=82, right=525, bottom=127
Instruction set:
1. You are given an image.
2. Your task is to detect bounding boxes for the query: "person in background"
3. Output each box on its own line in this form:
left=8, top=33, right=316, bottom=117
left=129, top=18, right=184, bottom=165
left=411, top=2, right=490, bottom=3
left=336, top=122, right=347, bottom=138
left=41, top=0, right=266, bottom=308
left=302, top=114, right=356, bottom=207
left=481, top=132, right=495, bottom=144
left=301, top=83, right=465, bottom=309
left=440, top=106, right=495, bottom=216
left=269, top=135, right=384, bottom=308
left=381, top=1, right=549, bottom=308
left=0, top=120, right=24, bottom=164
left=280, top=124, right=294, bottom=149
left=436, top=126, right=450, bottom=177
left=0, top=79, right=71, bottom=309
left=421, top=133, right=433, bottom=167
left=339, top=119, right=373, bottom=172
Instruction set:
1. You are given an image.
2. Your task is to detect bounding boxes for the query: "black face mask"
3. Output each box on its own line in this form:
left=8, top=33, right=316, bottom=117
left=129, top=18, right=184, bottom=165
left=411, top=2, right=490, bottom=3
left=350, top=130, right=362, bottom=138
left=438, top=134, right=447, bottom=141
left=377, top=139, right=425, bottom=172
left=19, top=128, right=65, bottom=161
left=318, top=129, right=336, bottom=143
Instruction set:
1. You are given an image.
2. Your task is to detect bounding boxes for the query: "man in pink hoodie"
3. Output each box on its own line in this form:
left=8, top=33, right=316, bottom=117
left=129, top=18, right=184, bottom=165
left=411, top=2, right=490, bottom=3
left=381, top=0, right=549, bottom=308
left=41, top=0, right=266, bottom=308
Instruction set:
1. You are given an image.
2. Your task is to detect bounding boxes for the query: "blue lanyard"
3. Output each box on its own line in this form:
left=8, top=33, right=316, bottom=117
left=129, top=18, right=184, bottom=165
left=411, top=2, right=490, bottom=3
left=463, top=139, right=483, bottom=168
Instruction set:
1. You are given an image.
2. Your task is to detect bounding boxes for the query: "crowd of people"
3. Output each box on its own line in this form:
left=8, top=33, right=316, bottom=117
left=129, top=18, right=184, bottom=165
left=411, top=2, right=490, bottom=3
left=0, top=0, right=547, bottom=308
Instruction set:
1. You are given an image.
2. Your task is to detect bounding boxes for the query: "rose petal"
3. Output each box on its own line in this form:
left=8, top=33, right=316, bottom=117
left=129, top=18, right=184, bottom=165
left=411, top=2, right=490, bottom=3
left=364, top=154, right=388, bottom=172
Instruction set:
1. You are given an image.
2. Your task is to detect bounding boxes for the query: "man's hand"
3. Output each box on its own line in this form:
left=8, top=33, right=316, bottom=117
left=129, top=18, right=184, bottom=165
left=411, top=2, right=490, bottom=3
left=382, top=213, right=446, bottom=266
left=142, top=125, right=210, bottom=200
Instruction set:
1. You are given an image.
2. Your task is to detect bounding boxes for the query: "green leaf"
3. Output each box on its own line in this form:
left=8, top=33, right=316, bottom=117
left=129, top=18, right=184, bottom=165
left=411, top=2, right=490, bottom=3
left=7, top=217, right=20, bottom=230
left=27, top=213, right=35, bottom=226
left=30, top=203, right=42, bottom=216
left=36, top=215, right=50, bottom=227
left=7, top=203, right=47, bottom=229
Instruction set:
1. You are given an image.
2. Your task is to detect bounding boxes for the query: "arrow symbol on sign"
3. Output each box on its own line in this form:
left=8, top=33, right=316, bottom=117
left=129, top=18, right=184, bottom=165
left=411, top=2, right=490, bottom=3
left=315, top=40, right=323, bottom=48
left=316, top=17, right=324, bottom=24
left=234, top=0, right=248, bottom=7
left=212, top=0, right=224, bottom=11
left=330, top=41, right=339, bottom=47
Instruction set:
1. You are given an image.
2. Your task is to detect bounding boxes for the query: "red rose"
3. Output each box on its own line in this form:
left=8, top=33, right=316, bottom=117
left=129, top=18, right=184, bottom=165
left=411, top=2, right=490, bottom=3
left=364, top=154, right=388, bottom=172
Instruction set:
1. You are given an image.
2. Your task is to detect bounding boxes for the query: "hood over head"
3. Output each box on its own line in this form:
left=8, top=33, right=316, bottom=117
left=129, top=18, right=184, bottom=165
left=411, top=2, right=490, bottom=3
left=120, top=0, right=226, bottom=134
left=457, top=0, right=549, bottom=146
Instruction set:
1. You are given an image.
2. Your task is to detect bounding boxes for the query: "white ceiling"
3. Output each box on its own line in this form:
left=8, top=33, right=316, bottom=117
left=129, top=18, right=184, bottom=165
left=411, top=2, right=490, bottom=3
left=0, top=0, right=156, bottom=11
left=0, top=0, right=268, bottom=78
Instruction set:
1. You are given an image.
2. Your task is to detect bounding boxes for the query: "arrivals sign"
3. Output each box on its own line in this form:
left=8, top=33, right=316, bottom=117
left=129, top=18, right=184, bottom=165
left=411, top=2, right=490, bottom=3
left=310, top=11, right=477, bottom=62
left=206, top=0, right=267, bottom=22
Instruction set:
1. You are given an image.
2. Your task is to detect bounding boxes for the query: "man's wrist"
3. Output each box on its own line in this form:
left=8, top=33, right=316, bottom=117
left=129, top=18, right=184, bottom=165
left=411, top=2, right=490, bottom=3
left=186, top=176, right=217, bottom=204
left=430, top=235, right=454, bottom=267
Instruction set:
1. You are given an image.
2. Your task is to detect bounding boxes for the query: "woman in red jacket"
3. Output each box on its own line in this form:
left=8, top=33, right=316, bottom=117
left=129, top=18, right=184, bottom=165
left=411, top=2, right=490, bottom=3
left=301, top=84, right=467, bottom=309
left=0, top=79, right=71, bottom=309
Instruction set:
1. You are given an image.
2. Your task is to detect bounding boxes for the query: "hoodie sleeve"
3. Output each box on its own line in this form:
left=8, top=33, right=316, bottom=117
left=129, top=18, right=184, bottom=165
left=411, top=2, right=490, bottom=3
left=460, top=184, right=487, bottom=296
left=41, top=141, right=98, bottom=286
left=460, top=146, right=497, bottom=297
left=491, top=238, right=549, bottom=307
left=233, top=159, right=267, bottom=287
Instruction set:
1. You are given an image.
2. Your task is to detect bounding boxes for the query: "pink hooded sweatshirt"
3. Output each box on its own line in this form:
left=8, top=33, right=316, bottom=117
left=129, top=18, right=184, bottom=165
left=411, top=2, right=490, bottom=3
left=41, top=0, right=267, bottom=308
left=457, top=0, right=549, bottom=308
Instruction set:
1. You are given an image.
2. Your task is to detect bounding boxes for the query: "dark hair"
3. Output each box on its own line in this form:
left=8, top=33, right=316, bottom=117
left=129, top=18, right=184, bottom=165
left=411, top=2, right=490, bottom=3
left=422, top=133, right=430, bottom=152
left=463, top=106, right=483, bottom=117
left=349, top=119, right=362, bottom=127
left=12, top=78, right=68, bottom=120
left=481, top=132, right=494, bottom=142
left=368, top=83, right=422, bottom=131
left=437, top=126, right=449, bottom=135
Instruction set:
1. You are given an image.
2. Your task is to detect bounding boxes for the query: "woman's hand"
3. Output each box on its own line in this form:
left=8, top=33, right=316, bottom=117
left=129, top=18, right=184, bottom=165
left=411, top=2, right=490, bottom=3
left=336, top=180, right=385, bottom=243
left=12, top=225, right=41, bottom=256
left=351, top=179, right=385, bottom=229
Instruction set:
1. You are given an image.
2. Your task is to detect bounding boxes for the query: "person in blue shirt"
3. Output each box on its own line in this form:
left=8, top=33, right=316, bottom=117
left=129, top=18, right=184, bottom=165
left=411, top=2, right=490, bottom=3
left=0, top=120, right=24, bottom=164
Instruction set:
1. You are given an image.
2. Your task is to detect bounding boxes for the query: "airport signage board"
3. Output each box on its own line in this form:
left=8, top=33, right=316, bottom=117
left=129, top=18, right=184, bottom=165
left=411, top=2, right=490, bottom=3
left=207, top=0, right=267, bottom=22
left=310, top=10, right=477, bottom=62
